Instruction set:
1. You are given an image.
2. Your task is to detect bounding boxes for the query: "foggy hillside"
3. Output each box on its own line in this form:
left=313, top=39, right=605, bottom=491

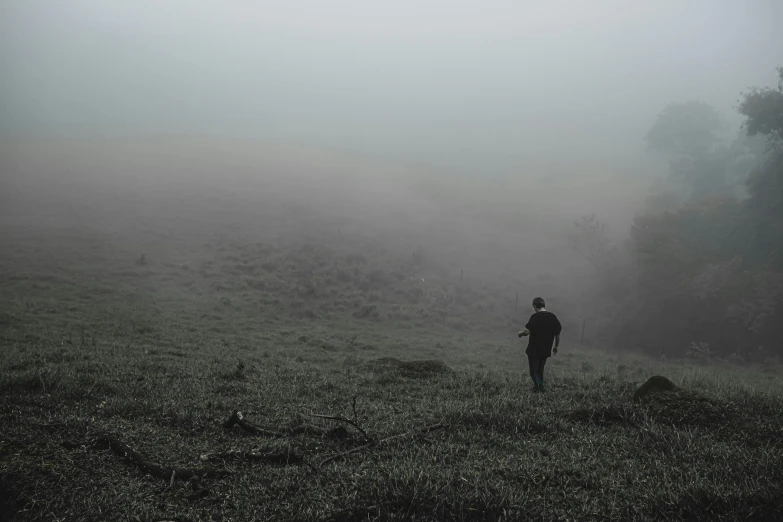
left=2, top=0, right=783, bottom=358
left=2, top=2, right=783, bottom=521
left=2, top=137, right=617, bottom=343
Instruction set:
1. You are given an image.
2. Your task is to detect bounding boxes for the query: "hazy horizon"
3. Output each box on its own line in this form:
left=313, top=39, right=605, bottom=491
left=2, top=1, right=781, bottom=179
left=1, top=0, right=781, bottom=332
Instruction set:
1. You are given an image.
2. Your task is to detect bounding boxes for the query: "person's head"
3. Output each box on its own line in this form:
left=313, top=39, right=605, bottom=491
left=532, top=297, right=546, bottom=311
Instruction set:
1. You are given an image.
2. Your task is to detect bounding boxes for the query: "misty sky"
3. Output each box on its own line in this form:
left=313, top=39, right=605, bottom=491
left=2, top=1, right=781, bottom=175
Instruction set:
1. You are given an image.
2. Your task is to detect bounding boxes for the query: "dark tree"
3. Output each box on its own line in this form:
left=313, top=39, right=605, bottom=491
left=738, top=66, right=783, bottom=147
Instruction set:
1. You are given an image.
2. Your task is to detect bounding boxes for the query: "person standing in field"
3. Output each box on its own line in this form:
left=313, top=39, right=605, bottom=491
left=518, top=297, right=562, bottom=392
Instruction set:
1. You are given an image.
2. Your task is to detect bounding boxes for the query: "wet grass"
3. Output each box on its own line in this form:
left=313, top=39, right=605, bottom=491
left=2, top=323, right=781, bottom=521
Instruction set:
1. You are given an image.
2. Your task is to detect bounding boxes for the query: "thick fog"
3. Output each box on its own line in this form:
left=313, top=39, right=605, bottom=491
left=1, top=1, right=781, bottom=343
left=3, top=1, right=780, bottom=166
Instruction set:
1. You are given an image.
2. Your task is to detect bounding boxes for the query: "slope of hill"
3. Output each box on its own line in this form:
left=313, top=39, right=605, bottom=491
left=2, top=155, right=782, bottom=521
left=0, top=163, right=594, bottom=370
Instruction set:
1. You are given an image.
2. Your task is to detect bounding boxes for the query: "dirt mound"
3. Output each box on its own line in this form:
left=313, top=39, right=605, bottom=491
left=636, top=388, right=781, bottom=444
left=368, top=357, right=453, bottom=377
left=643, top=388, right=756, bottom=429
left=624, top=375, right=782, bottom=444
left=633, top=376, right=678, bottom=402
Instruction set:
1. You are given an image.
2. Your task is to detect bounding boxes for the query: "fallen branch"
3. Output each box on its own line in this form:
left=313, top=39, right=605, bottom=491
left=316, top=442, right=374, bottom=468
left=376, top=421, right=448, bottom=445
left=62, top=435, right=229, bottom=482
left=222, top=411, right=350, bottom=440
left=290, top=423, right=348, bottom=439
left=307, top=413, right=373, bottom=443
left=317, top=421, right=448, bottom=468
left=222, top=411, right=286, bottom=437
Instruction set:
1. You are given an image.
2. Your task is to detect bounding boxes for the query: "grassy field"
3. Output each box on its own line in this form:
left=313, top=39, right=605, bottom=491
left=1, top=178, right=782, bottom=521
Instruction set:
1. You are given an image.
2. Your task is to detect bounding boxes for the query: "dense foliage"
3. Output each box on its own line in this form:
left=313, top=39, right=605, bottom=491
left=610, top=67, right=783, bottom=361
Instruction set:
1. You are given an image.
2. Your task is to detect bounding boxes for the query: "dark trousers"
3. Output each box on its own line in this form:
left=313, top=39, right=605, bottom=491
left=528, top=355, right=548, bottom=388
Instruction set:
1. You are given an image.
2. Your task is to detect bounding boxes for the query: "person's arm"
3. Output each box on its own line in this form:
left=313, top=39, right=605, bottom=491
left=519, top=316, right=535, bottom=337
left=552, top=316, right=562, bottom=354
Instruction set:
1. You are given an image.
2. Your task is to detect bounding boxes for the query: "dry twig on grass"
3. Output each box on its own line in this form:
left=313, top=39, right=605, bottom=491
left=306, top=394, right=374, bottom=442
left=316, top=421, right=448, bottom=468
left=222, top=410, right=350, bottom=440
left=307, top=413, right=374, bottom=443
left=290, top=423, right=348, bottom=439
left=62, top=435, right=228, bottom=502
left=222, top=411, right=286, bottom=437
left=61, top=435, right=229, bottom=482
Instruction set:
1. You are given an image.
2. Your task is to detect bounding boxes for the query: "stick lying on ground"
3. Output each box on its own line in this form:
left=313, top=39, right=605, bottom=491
left=222, top=411, right=286, bottom=437
left=307, top=413, right=373, bottom=443
left=62, top=435, right=222, bottom=501
left=223, top=411, right=351, bottom=440
left=317, top=421, right=448, bottom=468
left=62, top=436, right=229, bottom=482
left=304, top=396, right=373, bottom=443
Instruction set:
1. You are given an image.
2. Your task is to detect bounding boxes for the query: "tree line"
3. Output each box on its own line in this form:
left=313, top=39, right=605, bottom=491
left=577, top=66, right=783, bottom=363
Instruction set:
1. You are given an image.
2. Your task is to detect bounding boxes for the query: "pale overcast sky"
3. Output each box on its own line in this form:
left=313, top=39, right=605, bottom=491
left=2, top=1, right=781, bottom=174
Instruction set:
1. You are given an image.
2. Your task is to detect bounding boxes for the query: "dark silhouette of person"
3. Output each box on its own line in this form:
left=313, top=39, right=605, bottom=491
left=518, top=297, right=562, bottom=392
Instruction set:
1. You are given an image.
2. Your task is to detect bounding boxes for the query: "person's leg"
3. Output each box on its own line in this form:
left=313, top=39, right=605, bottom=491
left=527, top=356, right=536, bottom=386
left=537, top=357, right=548, bottom=390
left=528, top=355, right=543, bottom=389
